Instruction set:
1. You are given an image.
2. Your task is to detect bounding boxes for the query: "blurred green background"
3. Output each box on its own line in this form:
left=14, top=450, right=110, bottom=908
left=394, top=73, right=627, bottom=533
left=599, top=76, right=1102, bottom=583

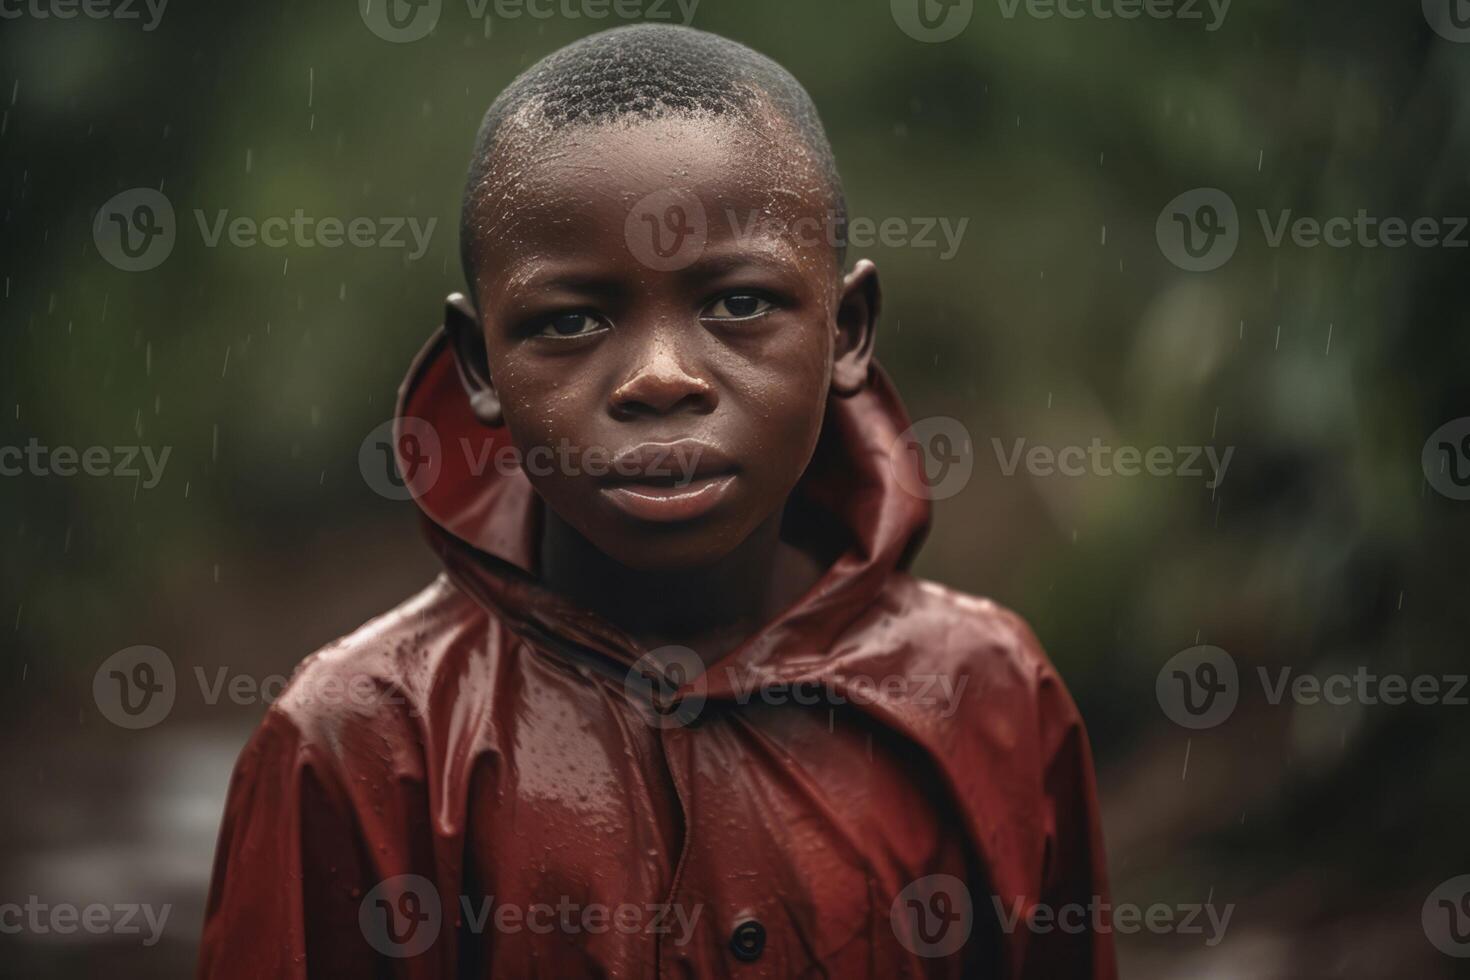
left=2, top=1, right=1469, bottom=976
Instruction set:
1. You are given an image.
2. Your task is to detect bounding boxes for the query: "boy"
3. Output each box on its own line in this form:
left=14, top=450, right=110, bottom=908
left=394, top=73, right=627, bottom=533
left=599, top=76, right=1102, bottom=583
left=199, top=25, right=1113, bottom=979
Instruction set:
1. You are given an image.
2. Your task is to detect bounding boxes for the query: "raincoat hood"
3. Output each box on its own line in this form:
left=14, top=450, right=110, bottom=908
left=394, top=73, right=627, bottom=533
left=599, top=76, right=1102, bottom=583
left=395, top=327, right=932, bottom=685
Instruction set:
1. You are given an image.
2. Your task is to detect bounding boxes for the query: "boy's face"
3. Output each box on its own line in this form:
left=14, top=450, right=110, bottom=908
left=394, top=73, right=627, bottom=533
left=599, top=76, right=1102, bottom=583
left=449, top=111, right=877, bottom=571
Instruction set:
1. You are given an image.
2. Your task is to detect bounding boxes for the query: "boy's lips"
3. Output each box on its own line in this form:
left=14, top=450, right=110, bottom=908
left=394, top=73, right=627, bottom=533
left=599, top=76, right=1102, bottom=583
left=599, top=474, right=739, bottom=523
left=598, top=441, right=739, bottom=523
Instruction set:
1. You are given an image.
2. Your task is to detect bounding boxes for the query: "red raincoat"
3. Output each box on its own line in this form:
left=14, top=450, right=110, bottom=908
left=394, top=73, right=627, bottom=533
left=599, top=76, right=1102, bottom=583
left=198, top=328, right=1115, bottom=979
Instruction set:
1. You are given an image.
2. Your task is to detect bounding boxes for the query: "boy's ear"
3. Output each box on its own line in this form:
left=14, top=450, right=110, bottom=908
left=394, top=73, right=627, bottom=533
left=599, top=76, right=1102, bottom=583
left=443, top=292, right=503, bottom=426
left=830, top=259, right=880, bottom=397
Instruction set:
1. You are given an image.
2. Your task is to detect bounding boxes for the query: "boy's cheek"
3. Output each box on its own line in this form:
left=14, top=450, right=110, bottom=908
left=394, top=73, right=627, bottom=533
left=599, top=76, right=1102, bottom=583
left=497, top=385, right=590, bottom=454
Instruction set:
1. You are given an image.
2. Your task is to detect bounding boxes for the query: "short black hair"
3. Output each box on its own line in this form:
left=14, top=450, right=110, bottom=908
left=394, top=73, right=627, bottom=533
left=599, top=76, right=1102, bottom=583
left=459, top=25, right=846, bottom=301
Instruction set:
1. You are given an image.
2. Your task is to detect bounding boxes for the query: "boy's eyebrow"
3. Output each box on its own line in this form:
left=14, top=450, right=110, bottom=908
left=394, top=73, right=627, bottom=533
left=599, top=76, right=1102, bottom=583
left=498, top=238, right=805, bottom=297
left=515, top=270, right=624, bottom=293
left=497, top=262, right=628, bottom=298
left=680, top=242, right=801, bottom=279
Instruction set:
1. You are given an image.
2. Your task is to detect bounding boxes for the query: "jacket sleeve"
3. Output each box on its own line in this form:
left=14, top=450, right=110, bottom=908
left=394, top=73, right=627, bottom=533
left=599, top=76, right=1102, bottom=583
left=1023, top=665, right=1117, bottom=980
left=197, top=707, right=385, bottom=979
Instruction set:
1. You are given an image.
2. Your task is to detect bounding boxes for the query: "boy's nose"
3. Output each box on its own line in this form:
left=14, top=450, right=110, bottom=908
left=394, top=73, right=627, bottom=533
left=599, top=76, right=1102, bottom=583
left=609, top=344, right=718, bottom=418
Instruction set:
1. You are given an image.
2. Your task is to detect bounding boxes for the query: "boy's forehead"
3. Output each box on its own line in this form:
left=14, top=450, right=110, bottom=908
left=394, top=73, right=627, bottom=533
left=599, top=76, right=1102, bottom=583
left=469, top=112, right=833, bottom=255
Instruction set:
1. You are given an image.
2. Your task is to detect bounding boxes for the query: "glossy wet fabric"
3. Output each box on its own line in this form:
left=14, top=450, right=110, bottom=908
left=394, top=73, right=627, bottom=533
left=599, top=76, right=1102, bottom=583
left=198, top=329, right=1116, bottom=979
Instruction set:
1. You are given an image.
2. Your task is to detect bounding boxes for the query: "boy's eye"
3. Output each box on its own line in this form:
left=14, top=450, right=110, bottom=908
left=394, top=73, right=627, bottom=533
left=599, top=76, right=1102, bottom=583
left=702, top=293, right=774, bottom=320
left=536, top=312, right=606, bottom=338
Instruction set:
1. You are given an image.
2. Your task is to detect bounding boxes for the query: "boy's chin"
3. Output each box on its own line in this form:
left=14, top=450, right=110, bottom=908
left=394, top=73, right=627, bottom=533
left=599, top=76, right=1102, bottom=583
left=536, top=476, right=775, bottom=574
left=582, top=520, right=757, bottom=573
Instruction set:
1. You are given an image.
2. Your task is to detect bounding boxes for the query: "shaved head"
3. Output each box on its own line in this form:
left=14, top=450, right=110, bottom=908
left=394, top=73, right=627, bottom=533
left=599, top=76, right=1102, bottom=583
left=459, top=24, right=846, bottom=302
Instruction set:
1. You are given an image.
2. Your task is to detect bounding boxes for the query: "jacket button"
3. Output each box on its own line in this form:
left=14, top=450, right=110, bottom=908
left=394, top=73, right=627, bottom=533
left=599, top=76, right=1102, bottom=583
left=729, top=918, right=765, bottom=962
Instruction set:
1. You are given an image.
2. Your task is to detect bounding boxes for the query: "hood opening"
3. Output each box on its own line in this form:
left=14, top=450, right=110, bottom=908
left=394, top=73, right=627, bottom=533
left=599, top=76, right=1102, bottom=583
left=394, top=325, right=932, bottom=668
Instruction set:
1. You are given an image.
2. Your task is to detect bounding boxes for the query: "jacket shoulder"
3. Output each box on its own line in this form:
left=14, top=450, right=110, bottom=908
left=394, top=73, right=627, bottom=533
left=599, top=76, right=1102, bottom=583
left=264, top=575, right=486, bottom=734
left=878, top=574, right=1063, bottom=689
left=872, top=575, right=1090, bottom=774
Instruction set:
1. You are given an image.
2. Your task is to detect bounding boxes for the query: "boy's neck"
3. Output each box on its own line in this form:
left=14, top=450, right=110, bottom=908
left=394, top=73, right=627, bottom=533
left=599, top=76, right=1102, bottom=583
left=538, top=509, right=824, bottom=669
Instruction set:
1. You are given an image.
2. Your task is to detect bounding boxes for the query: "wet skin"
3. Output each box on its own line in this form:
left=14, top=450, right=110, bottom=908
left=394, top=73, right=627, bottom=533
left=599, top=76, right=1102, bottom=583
left=446, top=110, right=879, bottom=663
